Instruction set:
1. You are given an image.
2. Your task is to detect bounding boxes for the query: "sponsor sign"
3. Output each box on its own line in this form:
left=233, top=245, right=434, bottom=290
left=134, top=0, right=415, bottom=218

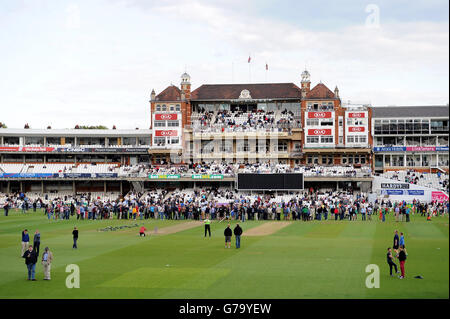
left=407, top=190, right=424, bottom=196
left=307, top=129, right=332, bottom=136
left=373, top=147, right=406, bottom=152
left=95, top=173, right=118, bottom=178
left=381, top=183, right=410, bottom=189
left=0, top=173, right=55, bottom=178
left=348, top=126, right=365, bottom=132
left=308, top=112, right=332, bottom=119
left=61, top=173, right=91, bottom=178
left=348, top=112, right=366, bottom=118
left=432, top=191, right=449, bottom=203
left=148, top=174, right=180, bottom=179
left=374, top=146, right=449, bottom=152
left=0, top=147, right=55, bottom=152
left=406, top=146, right=436, bottom=152
left=56, top=147, right=148, bottom=153
left=384, top=190, right=404, bottom=195
left=191, top=174, right=224, bottom=179
left=155, top=114, right=177, bottom=121
left=154, top=130, right=178, bottom=137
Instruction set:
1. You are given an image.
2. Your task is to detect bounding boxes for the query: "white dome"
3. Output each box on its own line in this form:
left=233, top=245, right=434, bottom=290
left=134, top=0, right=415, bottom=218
left=181, top=72, right=191, bottom=83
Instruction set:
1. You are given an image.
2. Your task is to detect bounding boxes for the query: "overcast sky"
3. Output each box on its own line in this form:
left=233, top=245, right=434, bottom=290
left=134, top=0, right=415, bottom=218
left=0, top=0, right=448, bottom=129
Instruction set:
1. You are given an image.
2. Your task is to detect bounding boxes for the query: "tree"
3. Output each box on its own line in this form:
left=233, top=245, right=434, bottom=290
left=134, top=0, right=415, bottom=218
left=0, top=122, right=7, bottom=128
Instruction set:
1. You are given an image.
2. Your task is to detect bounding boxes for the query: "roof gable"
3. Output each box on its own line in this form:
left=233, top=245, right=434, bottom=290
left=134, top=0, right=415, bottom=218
left=155, top=85, right=181, bottom=102
left=190, top=83, right=302, bottom=100
left=306, top=83, right=335, bottom=99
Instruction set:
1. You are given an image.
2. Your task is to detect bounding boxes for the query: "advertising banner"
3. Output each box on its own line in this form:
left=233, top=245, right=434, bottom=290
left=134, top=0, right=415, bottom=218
left=191, top=174, right=224, bottom=179
left=407, top=190, right=424, bottom=196
left=0, top=147, right=55, bottom=152
left=154, top=130, right=178, bottom=137
left=373, top=147, right=406, bottom=152
left=348, top=127, right=365, bottom=132
left=155, top=114, right=177, bottom=121
left=384, top=190, right=404, bottom=195
left=95, top=173, right=118, bottom=178
left=307, top=112, right=332, bottom=119
left=348, top=112, right=366, bottom=118
left=432, top=191, right=449, bottom=203
left=0, top=173, right=55, bottom=178
left=56, top=147, right=148, bottom=153
left=406, top=146, right=436, bottom=152
left=148, top=174, right=180, bottom=179
left=381, top=183, right=410, bottom=189
left=307, top=129, right=333, bottom=136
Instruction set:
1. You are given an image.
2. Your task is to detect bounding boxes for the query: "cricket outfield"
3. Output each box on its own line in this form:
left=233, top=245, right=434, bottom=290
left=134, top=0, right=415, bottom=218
left=0, top=209, right=448, bottom=299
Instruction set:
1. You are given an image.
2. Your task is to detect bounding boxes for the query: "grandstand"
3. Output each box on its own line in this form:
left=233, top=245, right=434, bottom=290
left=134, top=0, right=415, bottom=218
left=0, top=72, right=448, bottom=202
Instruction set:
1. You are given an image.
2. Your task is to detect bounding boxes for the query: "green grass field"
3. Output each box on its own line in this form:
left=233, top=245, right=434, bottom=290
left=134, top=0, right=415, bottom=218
left=0, top=209, right=448, bottom=299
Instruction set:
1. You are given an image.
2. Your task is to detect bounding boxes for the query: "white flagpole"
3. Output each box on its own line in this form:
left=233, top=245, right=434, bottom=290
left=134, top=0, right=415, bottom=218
left=265, top=62, right=267, bottom=82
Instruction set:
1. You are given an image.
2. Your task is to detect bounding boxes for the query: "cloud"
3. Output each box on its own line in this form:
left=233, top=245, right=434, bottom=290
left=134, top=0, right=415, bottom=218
left=0, top=0, right=448, bottom=129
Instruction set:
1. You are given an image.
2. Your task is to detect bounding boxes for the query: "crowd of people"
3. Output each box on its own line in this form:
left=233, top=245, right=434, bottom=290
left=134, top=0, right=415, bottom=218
left=3, top=189, right=448, bottom=222
left=192, top=108, right=300, bottom=133
left=113, top=161, right=372, bottom=178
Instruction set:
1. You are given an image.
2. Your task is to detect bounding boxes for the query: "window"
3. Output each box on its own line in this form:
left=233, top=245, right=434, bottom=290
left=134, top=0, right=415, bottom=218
left=359, top=136, right=367, bottom=143
left=162, top=104, right=167, bottom=111
left=167, top=121, right=179, bottom=127
left=321, top=136, right=333, bottom=143
left=170, top=105, right=174, bottom=111
left=321, top=119, right=333, bottom=126
left=176, top=104, right=181, bottom=111
left=321, top=155, right=333, bottom=165
left=306, top=136, right=319, bottom=143
left=347, top=136, right=354, bottom=143
left=156, top=105, right=161, bottom=111
left=154, top=137, right=165, bottom=146
left=277, top=141, right=288, bottom=152
left=154, top=121, right=165, bottom=127
left=397, top=120, right=405, bottom=134
left=306, top=119, right=319, bottom=126
left=307, top=155, right=318, bottom=164
left=374, top=120, right=381, bottom=135
left=25, top=136, right=44, bottom=145
left=138, top=137, right=151, bottom=145
left=171, top=137, right=179, bottom=144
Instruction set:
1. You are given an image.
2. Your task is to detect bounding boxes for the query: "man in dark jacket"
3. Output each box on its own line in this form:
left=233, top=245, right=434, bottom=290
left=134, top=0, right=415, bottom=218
left=224, top=224, right=232, bottom=249
left=72, top=227, right=79, bottom=249
left=233, top=223, right=243, bottom=249
left=33, top=230, right=41, bottom=256
left=22, top=245, right=38, bottom=281
left=397, top=245, right=407, bottom=279
left=386, top=247, right=399, bottom=276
